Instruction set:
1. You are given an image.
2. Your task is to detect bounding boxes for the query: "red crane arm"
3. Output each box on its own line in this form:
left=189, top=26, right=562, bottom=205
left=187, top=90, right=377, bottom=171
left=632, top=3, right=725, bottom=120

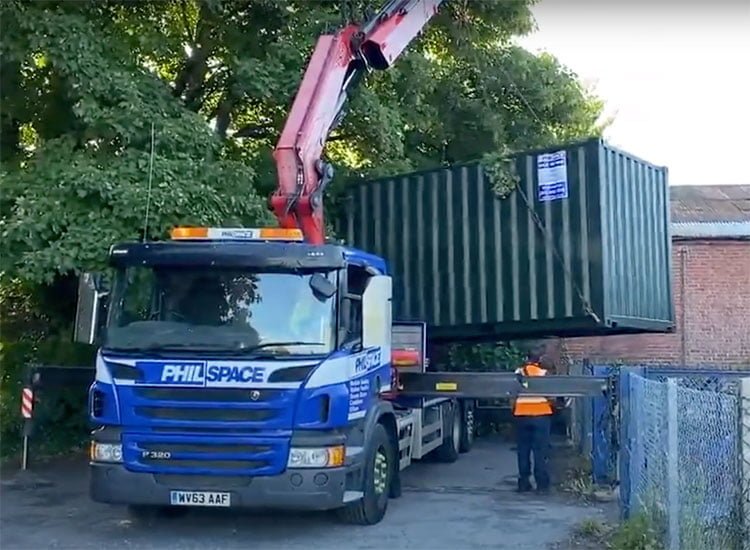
left=271, top=0, right=446, bottom=245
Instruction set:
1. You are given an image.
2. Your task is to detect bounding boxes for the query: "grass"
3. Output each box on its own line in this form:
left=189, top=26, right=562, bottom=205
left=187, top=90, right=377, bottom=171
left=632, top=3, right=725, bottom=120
left=609, top=514, right=663, bottom=550
left=574, top=518, right=611, bottom=539
left=557, top=451, right=596, bottom=497
left=563, top=515, right=663, bottom=550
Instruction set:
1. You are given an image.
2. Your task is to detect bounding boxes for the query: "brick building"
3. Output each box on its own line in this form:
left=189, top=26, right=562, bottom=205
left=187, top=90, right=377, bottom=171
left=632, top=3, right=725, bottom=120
left=559, top=185, right=750, bottom=368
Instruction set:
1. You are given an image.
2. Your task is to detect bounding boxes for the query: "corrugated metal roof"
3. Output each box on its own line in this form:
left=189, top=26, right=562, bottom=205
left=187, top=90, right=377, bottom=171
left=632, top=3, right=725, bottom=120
left=669, top=185, right=750, bottom=223
left=671, top=221, right=750, bottom=238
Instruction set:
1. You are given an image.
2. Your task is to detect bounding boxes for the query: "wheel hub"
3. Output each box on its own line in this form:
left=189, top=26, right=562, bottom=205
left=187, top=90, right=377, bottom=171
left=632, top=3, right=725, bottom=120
left=452, top=407, right=461, bottom=450
left=374, top=448, right=388, bottom=495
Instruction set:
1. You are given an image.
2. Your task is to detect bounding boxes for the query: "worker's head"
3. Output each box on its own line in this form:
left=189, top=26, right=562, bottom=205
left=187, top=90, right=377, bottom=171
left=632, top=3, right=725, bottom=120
left=181, top=275, right=228, bottom=324
left=526, top=350, right=543, bottom=364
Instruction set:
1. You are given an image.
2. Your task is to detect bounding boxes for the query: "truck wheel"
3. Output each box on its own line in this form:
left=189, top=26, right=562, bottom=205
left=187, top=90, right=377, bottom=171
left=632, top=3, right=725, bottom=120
left=434, top=401, right=460, bottom=463
left=459, top=400, right=475, bottom=453
left=337, top=423, right=394, bottom=525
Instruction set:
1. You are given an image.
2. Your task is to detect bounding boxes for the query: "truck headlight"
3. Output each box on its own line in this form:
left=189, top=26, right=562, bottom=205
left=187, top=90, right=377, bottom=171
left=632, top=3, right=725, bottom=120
left=90, top=442, right=123, bottom=463
left=287, top=446, right=345, bottom=469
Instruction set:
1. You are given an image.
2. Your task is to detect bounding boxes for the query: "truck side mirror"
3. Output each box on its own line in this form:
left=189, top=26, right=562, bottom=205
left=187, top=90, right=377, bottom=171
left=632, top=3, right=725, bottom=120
left=361, top=275, right=392, bottom=351
left=309, top=272, right=336, bottom=301
left=74, top=272, right=109, bottom=345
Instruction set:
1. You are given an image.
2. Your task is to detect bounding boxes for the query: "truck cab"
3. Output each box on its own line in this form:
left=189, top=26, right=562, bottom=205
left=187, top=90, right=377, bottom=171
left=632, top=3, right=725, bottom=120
left=78, top=227, right=466, bottom=524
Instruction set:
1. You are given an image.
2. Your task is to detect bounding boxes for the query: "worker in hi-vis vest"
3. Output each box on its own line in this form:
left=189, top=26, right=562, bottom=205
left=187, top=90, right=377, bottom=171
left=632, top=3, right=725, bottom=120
left=512, top=351, right=555, bottom=493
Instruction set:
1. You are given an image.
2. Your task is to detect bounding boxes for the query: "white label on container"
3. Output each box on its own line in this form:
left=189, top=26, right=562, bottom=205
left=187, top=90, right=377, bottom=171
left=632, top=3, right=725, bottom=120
left=537, top=151, right=568, bottom=202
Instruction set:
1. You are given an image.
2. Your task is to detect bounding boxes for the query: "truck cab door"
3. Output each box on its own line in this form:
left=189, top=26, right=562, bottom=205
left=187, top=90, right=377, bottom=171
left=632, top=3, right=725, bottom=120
left=361, top=275, right=392, bottom=351
left=74, top=273, right=109, bottom=345
left=339, top=260, right=392, bottom=351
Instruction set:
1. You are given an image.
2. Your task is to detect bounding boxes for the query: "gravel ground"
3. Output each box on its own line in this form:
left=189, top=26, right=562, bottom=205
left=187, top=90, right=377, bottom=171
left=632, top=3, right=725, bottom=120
left=1, top=436, right=611, bottom=549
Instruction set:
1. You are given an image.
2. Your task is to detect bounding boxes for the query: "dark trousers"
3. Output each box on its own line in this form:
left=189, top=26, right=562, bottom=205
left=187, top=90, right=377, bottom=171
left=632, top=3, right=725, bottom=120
left=515, top=414, right=552, bottom=490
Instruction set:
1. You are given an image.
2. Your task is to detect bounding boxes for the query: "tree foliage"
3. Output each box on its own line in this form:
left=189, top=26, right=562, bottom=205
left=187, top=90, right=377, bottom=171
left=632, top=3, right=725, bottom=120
left=0, top=0, right=605, bottom=284
left=0, top=0, right=607, bottom=458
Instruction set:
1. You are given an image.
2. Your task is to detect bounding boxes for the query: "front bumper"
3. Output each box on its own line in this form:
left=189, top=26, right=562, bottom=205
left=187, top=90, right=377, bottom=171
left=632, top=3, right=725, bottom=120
left=90, top=463, right=348, bottom=511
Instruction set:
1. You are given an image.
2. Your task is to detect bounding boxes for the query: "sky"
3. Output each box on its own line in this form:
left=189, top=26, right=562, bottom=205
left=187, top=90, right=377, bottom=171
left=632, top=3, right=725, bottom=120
left=517, top=0, right=750, bottom=187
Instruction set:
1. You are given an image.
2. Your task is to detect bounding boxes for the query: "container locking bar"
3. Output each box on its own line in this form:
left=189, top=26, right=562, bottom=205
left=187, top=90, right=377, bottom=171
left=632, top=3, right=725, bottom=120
left=397, top=372, right=608, bottom=399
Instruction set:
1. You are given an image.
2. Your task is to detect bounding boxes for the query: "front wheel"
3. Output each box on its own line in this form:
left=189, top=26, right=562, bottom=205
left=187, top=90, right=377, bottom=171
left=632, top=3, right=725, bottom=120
left=337, top=423, right=394, bottom=525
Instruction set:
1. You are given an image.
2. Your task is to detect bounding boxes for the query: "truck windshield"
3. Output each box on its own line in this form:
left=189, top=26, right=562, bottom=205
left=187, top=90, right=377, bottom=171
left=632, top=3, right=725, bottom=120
left=103, top=266, right=337, bottom=355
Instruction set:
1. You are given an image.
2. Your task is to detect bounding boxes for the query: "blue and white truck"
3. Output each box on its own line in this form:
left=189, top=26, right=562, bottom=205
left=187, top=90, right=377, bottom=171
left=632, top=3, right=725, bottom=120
left=77, top=227, right=473, bottom=524
left=72, top=0, right=479, bottom=525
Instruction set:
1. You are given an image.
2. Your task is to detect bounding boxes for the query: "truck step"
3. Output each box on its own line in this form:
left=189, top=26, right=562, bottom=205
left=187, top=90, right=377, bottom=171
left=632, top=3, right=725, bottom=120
left=343, top=491, right=364, bottom=503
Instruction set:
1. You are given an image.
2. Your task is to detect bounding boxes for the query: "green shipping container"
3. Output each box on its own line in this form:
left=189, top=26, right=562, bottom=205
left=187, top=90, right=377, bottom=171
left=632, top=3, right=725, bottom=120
left=341, top=138, right=675, bottom=342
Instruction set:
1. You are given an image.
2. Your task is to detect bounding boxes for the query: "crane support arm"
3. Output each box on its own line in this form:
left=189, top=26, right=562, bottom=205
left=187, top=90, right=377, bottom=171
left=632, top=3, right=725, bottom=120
left=271, top=0, right=446, bottom=244
left=395, top=371, right=609, bottom=399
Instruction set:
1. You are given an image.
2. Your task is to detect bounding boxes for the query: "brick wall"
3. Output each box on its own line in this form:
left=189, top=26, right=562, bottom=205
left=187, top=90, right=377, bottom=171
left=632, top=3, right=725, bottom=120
left=560, top=240, right=750, bottom=367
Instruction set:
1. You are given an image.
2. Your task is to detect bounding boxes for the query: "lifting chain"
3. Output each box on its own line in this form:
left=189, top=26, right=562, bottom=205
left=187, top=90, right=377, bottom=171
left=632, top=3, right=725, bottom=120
left=340, top=0, right=375, bottom=26
left=607, top=372, right=620, bottom=483
left=340, top=0, right=356, bottom=24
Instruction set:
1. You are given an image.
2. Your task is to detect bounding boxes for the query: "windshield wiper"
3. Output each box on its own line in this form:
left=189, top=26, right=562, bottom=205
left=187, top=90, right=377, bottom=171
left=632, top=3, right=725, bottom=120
left=253, top=341, right=325, bottom=349
left=105, top=342, right=326, bottom=357
left=139, top=343, right=260, bottom=354
left=236, top=341, right=326, bottom=355
left=106, top=343, right=236, bottom=355
left=103, top=347, right=170, bottom=358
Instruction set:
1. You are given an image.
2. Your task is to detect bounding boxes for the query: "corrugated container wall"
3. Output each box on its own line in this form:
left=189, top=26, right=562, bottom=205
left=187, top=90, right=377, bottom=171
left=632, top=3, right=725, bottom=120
left=341, top=138, right=675, bottom=342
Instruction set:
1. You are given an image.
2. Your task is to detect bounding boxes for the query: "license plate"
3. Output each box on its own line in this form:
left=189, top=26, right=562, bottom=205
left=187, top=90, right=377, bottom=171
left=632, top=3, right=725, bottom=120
left=169, top=490, right=231, bottom=507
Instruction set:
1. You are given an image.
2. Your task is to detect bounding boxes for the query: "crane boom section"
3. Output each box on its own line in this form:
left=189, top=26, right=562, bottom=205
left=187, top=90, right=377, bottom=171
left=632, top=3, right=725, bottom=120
left=271, top=0, right=446, bottom=244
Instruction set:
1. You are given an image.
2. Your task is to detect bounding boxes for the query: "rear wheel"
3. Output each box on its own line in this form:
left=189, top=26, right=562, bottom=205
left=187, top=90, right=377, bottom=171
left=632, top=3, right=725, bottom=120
left=337, top=423, right=394, bottom=525
left=434, top=401, right=460, bottom=463
left=459, top=400, right=475, bottom=453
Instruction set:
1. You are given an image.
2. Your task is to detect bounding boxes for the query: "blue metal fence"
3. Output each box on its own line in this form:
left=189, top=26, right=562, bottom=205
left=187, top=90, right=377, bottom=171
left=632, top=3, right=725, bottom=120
left=617, top=365, right=646, bottom=517
left=620, top=365, right=746, bottom=512
left=579, top=363, right=747, bottom=550
left=573, top=364, right=746, bottom=512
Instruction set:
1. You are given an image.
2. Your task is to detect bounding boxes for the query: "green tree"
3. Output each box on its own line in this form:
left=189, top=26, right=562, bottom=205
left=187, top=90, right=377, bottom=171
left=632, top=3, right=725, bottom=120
left=0, top=0, right=610, bottom=290
left=1, top=0, right=605, bottom=283
left=0, top=0, right=608, bottom=457
left=0, top=0, right=272, bottom=282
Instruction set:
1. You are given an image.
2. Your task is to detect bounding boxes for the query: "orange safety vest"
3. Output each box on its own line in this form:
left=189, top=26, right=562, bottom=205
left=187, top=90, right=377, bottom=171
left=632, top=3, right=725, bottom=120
left=513, top=363, right=553, bottom=417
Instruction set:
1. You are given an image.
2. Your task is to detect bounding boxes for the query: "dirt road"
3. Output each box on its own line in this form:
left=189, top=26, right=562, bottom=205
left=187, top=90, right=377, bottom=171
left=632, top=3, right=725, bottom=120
left=1, top=437, right=610, bottom=549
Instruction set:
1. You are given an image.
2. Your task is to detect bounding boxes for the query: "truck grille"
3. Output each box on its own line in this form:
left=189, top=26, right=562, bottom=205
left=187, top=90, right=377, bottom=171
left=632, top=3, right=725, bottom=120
left=119, top=384, right=296, bottom=432
left=135, top=406, right=273, bottom=422
left=122, top=433, right=288, bottom=477
left=118, top=376, right=299, bottom=476
left=134, top=387, right=281, bottom=402
left=140, top=442, right=271, bottom=454
left=141, top=458, right=265, bottom=470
